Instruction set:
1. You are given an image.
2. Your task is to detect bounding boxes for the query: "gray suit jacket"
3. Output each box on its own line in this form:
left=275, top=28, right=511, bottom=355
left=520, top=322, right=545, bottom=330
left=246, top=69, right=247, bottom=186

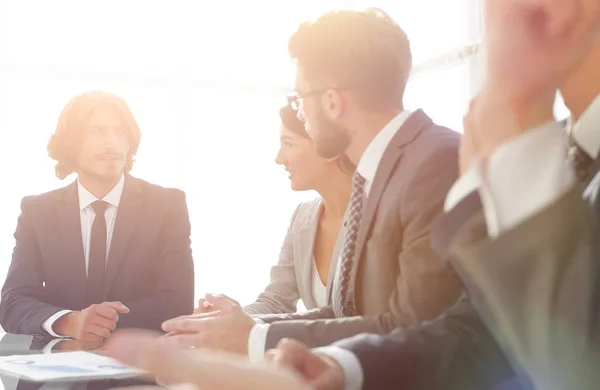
left=448, top=173, right=600, bottom=390
left=262, top=110, right=464, bottom=350
left=243, top=198, right=346, bottom=315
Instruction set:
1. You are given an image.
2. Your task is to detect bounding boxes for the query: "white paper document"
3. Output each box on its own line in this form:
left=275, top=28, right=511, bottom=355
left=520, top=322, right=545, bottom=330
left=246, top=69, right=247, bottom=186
left=0, top=351, right=145, bottom=382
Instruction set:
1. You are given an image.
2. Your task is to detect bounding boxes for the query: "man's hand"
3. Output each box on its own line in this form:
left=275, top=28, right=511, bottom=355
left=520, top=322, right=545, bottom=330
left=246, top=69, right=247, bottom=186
left=106, top=330, right=311, bottom=390
left=161, top=294, right=254, bottom=355
left=53, top=301, right=129, bottom=341
left=266, top=339, right=345, bottom=390
left=461, top=0, right=600, bottom=171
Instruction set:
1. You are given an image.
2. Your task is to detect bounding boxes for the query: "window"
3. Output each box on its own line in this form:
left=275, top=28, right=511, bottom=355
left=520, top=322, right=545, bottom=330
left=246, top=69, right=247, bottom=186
left=358, top=0, right=482, bottom=132
left=356, top=0, right=477, bottom=63
left=406, top=63, right=471, bottom=132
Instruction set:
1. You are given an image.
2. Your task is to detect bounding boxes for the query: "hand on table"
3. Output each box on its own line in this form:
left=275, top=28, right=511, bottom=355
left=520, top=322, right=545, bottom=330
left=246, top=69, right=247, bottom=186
left=266, top=339, right=346, bottom=390
left=106, top=330, right=311, bottom=390
left=53, top=301, right=129, bottom=342
left=161, top=294, right=253, bottom=355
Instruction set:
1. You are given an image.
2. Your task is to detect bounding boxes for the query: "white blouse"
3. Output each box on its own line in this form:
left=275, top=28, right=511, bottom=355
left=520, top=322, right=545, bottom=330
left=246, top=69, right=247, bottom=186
left=311, top=256, right=327, bottom=307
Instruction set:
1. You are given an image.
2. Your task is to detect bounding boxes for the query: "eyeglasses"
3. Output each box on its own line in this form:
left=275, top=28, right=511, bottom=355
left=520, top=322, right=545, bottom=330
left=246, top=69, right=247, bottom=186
left=286, top=90, right=327, bottom=111
left=287, top=87, right=354, bottom=112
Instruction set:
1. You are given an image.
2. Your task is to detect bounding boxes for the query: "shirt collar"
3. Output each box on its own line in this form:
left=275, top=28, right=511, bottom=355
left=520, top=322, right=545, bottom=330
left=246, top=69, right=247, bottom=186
left=569, top=92, right=600, bottom=159
left=78, top=174, right=125, bottom=211
left=356, top=110, right=412, bottom=183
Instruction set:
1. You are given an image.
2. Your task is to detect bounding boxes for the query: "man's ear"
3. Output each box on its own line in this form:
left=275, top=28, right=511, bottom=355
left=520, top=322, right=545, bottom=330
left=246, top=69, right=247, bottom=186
left=321, top=89, right=345, bottom=120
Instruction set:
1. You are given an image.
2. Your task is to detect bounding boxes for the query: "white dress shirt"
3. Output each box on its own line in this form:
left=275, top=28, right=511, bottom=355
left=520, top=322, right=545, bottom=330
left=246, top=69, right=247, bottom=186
left=247, top=111, right=413, bottom=367
left=42, top=174, right=125, bottom=338
left=569, top=93, right=600, bottom=159
left=321, top=93, right=600, bottom=390
left=445, top=92, right=600, bottom=235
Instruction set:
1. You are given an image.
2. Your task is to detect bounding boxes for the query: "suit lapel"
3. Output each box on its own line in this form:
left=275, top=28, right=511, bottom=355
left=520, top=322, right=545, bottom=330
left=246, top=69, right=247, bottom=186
left=349, top=110, right=433, bottom=304
left=297, top=225, right=316, bottom=308
left=55, top=181, right=87, bottom=296
left=327, top=201, right=349, bottom=303
left=326, top=220, right=345, bottom=302
left=298, top=200, right=322, bottom=309
left=102, top=175, right=144, bottom=297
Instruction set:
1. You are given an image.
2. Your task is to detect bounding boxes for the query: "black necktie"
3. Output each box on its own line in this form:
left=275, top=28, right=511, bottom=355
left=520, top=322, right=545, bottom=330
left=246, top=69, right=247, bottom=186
left=88, top=200, right=108, bottom=305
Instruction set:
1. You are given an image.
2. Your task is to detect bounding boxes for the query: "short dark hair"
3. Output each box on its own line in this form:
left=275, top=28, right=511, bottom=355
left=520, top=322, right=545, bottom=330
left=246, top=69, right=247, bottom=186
left=47, top=91, right=141, bottom=180
left=288, top=8, right=412, bottom=108
left=279, top=105, right=355, bottom=174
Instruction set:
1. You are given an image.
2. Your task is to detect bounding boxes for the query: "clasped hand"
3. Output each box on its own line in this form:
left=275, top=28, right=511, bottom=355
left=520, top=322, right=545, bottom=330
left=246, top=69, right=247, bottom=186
left=160, top=293, right=254, bottom=355
left=53, top=301, right=129, bottom=342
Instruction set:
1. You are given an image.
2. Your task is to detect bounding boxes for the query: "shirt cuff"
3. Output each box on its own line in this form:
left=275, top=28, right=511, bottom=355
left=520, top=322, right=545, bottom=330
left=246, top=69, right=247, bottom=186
left=480, top=120, right=575, bottom=237
left=253, top=318, right=265, bottom=325
left=247, top=323, right=270, bottom=363
left=313, top=346, right=363, bottom=390
left=42, top=338, right=65, bottom=353
left=42, top=310, right=73, bottom=338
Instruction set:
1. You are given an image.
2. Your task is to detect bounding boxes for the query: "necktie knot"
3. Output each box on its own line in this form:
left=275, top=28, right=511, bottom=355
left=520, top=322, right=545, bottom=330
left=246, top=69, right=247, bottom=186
left=91, top=200, right=109, bottom=217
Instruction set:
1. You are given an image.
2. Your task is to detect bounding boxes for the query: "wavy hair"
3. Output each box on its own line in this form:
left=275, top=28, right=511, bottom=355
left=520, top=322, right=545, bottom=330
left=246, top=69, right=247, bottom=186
left=47, top=91, right=141, bottom=180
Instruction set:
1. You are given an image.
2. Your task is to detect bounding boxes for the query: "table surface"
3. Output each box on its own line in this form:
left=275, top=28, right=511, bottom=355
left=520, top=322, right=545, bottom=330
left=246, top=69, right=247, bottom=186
left=0, top=333, right=152, bottom=390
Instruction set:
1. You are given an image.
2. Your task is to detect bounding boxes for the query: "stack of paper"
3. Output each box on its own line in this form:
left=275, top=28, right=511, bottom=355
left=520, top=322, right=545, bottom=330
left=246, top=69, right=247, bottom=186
left=0, top=351, right=145, bottom=382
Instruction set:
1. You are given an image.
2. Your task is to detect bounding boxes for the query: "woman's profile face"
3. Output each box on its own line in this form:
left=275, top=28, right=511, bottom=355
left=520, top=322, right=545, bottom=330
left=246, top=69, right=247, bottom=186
left=275, top=124, right=329, bottom=191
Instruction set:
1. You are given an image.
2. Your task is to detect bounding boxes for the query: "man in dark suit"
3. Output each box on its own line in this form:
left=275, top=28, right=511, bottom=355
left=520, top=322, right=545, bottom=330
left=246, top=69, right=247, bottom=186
left=158, top=8, right=462, bottom=361
left=0, top=91, right=194, bottom=342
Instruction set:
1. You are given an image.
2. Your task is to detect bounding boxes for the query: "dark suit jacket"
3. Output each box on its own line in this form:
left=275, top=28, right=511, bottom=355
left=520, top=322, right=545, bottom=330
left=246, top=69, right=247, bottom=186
left=262, top=110, right=463, bottom=350
left=445, top=174, right=600, bottom=389
left=0, top=174, right=195, bottom=336
left=333, top=292, right=514, bottom=390
left=334, top=168, right=600, bottom=390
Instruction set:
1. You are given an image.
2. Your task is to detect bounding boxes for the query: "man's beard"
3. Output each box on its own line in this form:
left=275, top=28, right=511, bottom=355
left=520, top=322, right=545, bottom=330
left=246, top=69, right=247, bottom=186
left=311, top=107, right=351, bottom=159
left=78, top=162, right=124, bottom=185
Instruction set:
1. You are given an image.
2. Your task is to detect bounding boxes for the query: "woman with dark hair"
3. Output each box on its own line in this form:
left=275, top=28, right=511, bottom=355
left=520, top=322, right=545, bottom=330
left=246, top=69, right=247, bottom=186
left=196, top=105, right=353, bottom=315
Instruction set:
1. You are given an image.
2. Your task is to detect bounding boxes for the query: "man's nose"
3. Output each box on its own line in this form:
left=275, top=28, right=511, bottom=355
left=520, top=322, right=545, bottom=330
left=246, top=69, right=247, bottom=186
left=104, top=127, right=121, bottom=147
